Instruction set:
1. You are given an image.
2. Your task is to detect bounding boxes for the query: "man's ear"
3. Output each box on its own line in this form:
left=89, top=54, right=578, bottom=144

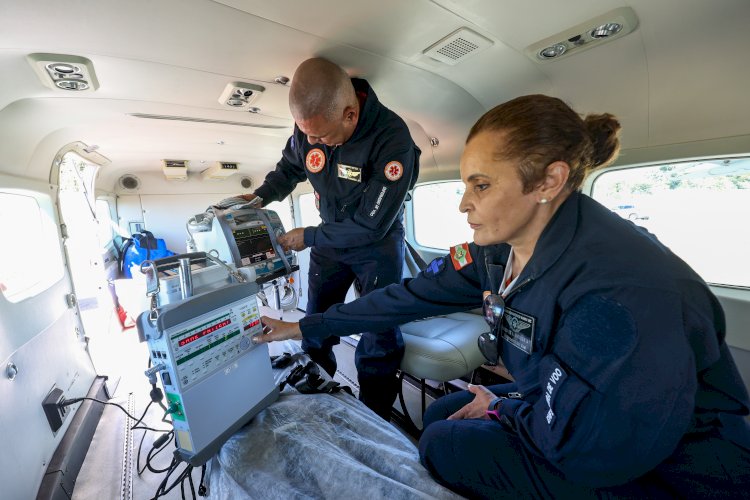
left=538, top=161, right=570, bottom=202
left=343, top=105, right=358, bottom=123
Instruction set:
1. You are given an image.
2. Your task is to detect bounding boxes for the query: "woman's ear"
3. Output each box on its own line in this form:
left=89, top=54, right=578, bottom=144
left=537, top=161, right=570, bottom=203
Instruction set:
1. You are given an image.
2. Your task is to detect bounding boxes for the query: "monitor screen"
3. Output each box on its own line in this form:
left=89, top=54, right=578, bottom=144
left=232, top=225, right=276, bottom=267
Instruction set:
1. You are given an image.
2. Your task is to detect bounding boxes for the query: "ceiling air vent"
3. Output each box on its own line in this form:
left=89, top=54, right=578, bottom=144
left=423, top=27, right=493, bottom=65
left=162, top=160, right=188, bottom=181
left=218, top=82, right=265, bottom=111
left=202, top=161, right=239, bottom=181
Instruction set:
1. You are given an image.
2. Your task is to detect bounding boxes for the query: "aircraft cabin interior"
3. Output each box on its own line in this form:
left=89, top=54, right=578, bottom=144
left=1, top=1, right=749, bottom=498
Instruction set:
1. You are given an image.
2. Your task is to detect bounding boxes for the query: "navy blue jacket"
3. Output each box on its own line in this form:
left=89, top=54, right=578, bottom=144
left=254, top=78, right=420, bottom=248
left=301, top=191, right=750, bottom=486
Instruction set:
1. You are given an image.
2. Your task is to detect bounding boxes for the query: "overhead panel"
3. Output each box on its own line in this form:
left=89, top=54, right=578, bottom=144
left=524, top=7, right=639, bottom=63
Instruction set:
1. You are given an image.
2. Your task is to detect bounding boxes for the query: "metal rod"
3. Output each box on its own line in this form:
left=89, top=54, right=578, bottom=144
left=178, top=257, right=193, bottom=299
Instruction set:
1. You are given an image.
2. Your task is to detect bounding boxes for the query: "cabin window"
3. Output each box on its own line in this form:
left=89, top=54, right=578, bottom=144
left=298, top=192, right=322, bottom=228
left=95, top=199, right=114, bottom=247
left=0, top=192, right=65, bottom=302
left=412, top=181, right=473, bottom=250
left=265, top=198, right=295, bottom=231
left=590, top=158, right=750, bottom=288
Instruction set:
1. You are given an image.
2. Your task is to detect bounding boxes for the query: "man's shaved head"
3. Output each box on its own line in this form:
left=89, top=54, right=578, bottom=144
left=289, top=58, right=357, bottom=121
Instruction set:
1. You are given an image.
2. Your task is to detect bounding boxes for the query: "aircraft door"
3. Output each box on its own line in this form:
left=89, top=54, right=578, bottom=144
left=0, top=175, right=98, bottom=499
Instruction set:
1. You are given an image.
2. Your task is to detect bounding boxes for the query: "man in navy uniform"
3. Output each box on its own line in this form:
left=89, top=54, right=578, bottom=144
left=226, top=58, right=419, bottom=419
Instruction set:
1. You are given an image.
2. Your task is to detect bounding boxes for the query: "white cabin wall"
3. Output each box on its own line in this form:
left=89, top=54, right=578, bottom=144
left=0, top=175, right=98, bottom=499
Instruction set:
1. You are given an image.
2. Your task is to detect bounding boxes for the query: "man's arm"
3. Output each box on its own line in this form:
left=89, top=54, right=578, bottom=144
left=253, top=134, right=307, bottom=205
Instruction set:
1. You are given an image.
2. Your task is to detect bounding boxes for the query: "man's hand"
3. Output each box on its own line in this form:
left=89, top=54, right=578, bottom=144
left=447, top=384, right=497, bottom=420
left=213, top=193, right=262, bottom=209
left=277, top=228, right=307, bottom=252
left=253, top=316, right=303, bottom=344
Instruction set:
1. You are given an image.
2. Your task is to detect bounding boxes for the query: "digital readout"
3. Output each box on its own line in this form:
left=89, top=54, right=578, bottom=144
left=244, top=319, right=261, bottom=331
left=178, top=318, right=232, bottom=347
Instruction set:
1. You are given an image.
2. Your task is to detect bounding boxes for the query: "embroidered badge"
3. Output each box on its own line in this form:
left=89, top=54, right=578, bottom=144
left=499, top=307, right=535, bottom=355
left=368, top=186, right=388, bottom=217
left=306, top=148, right=326, bottom=173
left=544, top=362, right=567, bottom=426
left=450, top=243, right=473, bottom=270
left=424, top=257, right=446, bottom=277
left=384, top=161, right=403, bottom=181
left=337, top=163, right=362, bottom=182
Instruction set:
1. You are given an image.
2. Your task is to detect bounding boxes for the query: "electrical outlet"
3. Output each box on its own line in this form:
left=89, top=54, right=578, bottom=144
left=42, top=387, right=68, bottom=433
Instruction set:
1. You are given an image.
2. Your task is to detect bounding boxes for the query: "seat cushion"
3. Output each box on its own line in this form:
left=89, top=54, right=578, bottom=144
left=399, top=312, right=488, bottom=382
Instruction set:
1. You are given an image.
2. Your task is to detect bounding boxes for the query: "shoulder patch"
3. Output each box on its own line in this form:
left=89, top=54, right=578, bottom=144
left=384, top=161, right=403, bottom=181
left=306, top=148, right=326, bottom=173
left=424, top=257, right=446, bottom=277
left=449, top=242, right=473, bottom=270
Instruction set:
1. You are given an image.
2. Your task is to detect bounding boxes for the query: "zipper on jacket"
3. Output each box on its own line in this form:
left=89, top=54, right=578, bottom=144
left=504, top=276, right=533, bottom=300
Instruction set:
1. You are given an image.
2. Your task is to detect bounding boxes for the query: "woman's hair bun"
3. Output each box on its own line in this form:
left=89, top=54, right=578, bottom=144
left=584, top=113, right=621, bottom=169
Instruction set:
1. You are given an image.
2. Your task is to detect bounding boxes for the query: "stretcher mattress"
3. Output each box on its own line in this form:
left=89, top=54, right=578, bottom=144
left=207, top=344, right=461, bottom=499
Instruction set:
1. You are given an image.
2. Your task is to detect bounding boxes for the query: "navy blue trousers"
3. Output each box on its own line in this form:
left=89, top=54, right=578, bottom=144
left=419, top=387, right=750, bottom=499
left=303, top=228, right=405, bottom=420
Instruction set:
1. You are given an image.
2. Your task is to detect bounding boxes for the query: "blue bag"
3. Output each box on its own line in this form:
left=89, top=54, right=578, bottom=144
left=119, top=230, right=175, bottom=278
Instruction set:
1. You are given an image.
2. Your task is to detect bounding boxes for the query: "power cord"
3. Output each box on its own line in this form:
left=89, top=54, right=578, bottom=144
left=59, top=396, right=171, bottom=433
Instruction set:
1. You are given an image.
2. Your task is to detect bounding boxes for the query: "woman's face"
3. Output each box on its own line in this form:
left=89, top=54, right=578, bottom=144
left=459, top=131, right=541, bottom=247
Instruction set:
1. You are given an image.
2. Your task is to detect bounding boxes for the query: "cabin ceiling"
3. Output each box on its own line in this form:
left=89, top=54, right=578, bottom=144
left=0, top=0, right=749, bottom=189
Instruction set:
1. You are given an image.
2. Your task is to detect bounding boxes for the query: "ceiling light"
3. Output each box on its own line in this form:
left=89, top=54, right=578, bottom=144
left=539, top=43, right=567, bottom=59
left=47, top=63, right=79, bottom=74
left=28, top=53, right=99, bottom=92
left=55, top=79, right=89, bottom=91
left=524, top=7, right=638, bottom=63
left=218, top=82, right=265, bottom=111
left=590, top=23, right=622, bottom=39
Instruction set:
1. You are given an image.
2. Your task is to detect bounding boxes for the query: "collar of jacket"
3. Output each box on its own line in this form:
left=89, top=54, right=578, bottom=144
left=347, top=77, right=380, bottom=143
left=522, top=190, right=582, bottom=281
left=478, top=191, right=582, bottom=287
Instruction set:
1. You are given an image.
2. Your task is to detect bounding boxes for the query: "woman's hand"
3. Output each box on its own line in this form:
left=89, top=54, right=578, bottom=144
left=252, top=316, right=303, bottom=344
left=447, top=384, right=497, bottom=420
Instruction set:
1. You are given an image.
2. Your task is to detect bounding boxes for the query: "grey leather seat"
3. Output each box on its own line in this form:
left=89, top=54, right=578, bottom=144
left=400, top=312, right=488, bottom=382
left=394, top=246, right=489, bottom=427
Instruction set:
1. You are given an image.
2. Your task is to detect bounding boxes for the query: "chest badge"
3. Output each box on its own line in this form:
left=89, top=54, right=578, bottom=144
left=384, top=161, right=403, bottom=181
left=499, top=307, right=535, bottom=355
left=337, top=163, right=362, bottom=182
left=306, top=148, right=326, bottom=173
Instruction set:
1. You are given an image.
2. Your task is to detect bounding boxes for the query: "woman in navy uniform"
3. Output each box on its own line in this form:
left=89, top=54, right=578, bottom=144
left=256, top=94, right=750, bottom=498
left=221, top=58, right=419, bottom=420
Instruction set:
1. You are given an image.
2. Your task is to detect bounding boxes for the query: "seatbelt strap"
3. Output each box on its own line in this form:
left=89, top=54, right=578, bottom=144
left=404, top=239, right=427, bottom=270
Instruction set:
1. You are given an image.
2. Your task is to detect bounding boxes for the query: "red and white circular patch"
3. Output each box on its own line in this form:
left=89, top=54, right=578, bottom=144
left=384, top=161, right=403, bottom=181
left=306, top=148, right=326, bottom=173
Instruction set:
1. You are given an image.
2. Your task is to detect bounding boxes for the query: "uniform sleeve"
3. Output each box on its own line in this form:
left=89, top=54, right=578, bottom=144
left=254, top=134, right=307, bottom=204
left=496, top=289, right=697, bottom=487
left=303, top=131, right=419, bottom=248
left=300, top=245, right=484, bottom=338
